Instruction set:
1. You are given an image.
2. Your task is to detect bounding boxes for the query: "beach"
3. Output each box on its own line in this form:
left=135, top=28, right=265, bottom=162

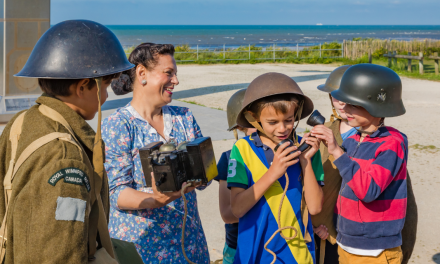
left=1, top=63, right=438, bottom=263
left=169, top=63, right=440, bottom=263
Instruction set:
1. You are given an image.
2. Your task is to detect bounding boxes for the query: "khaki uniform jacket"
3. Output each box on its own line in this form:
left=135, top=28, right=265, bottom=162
left=311, top=119, right=418, bottom=264
left=0, top=95, right=109, bottom=263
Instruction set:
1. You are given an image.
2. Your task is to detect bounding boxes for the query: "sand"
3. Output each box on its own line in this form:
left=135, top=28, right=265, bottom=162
left=1, top=63, right=438, bottom=263
left=178, top=64, right=440, bottom=263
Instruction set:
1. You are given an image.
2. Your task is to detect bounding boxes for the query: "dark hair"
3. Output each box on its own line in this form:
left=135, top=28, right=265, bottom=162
left=38, top=73, right=120, bottom=97
left=111, top=43, right=175, bottom=95
left=248, top=94, right=301, bottom=119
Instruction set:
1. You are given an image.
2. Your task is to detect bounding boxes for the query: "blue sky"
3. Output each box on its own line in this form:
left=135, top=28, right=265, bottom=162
left=51, top=0, right=440, bottom=25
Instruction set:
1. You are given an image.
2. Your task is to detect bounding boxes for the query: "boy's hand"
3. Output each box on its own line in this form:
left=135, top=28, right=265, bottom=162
left=299, top=133, right=321, bottom=160
left=269, top=142, right=301, bottom=180
left=311, top=125, right=344, bottom=159
left=313, top=225, right=329, bottom=240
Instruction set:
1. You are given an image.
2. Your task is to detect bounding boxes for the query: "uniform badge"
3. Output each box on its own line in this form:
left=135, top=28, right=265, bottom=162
left=48, top=167, right=91, bottom=192
left=377, top=92, right=386, bottom=102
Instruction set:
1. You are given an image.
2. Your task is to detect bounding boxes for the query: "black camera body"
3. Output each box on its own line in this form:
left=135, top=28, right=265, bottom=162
left=139, top=137, right=218, bottom=193
left=274, top=110, right=326, bottom=154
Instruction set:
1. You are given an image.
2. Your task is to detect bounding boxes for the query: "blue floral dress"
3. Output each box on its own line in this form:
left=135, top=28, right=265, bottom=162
left=102, top=104, right=210, bottom=263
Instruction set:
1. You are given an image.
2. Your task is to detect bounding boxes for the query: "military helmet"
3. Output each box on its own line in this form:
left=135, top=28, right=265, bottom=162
left=236, top=72, right=314, bottom=128
left=331, top=64, right=405, bottom=118
left=227, top=89, right=246, bottom=131
left=15, top=20, right=134, bottom=79
left=317, top=65, right=352, bottom=93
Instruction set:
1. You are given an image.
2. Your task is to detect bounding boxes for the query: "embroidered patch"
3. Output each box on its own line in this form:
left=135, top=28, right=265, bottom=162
left=48, top=167, right=91, bottom=192
left=55, top=197, right=86, bottom=222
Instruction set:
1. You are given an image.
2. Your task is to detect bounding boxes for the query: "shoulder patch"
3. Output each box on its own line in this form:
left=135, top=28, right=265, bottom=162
left=48, top=167, right=91, bottom=192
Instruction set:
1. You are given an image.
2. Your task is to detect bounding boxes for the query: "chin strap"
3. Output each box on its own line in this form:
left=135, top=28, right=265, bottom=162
left=329, top=94, right=347, bottom=123
left=244, top=100, right=304, bottom=142
left=355, top=118, right=385, bottom=135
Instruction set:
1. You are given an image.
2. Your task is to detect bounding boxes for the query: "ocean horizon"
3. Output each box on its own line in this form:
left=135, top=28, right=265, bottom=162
left=104, top=25, right=440, bottom=48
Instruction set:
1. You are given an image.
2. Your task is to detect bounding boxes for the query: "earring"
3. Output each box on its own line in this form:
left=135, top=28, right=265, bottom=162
left=141, top=80, right=147, bottom=85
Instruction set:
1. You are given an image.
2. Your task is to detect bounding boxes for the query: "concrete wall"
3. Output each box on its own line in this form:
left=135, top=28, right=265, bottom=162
left=0, top=0, right=50, bottom=119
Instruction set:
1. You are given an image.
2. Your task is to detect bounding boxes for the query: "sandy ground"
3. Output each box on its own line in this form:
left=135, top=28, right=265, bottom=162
left=176, top=64, right=440, bottom=263
left=1, top=63, right=439, bottom=263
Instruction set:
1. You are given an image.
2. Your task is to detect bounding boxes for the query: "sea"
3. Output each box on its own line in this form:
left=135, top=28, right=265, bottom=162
left=107, top=25, right=440, bottom=49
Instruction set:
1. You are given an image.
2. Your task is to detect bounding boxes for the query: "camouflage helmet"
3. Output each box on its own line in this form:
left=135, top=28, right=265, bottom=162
left=331, top=64, right=405, bottom=118
left=317, top=65, right=352, bottom=93
left=227, top=89, right=247, bottom=131
left=236, top=72, right=314, bottom=129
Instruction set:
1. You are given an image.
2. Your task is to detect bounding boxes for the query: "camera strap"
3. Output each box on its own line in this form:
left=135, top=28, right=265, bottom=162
left=180, top=183, right=196, bottom=264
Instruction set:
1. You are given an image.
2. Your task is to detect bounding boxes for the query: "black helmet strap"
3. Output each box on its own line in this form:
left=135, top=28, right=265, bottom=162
left=355, top=118, right=385, bottom=135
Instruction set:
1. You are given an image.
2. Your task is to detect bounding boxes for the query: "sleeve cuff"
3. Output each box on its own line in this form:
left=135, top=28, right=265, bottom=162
left=227, top=182, right=248, bottom=190
left=333, top=153, right=352, bottom=170
left=110, top=184, right=130, bottom=210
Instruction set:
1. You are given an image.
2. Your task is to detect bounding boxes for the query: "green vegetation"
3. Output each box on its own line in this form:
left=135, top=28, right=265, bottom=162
left=409, top=144, right=439, bottom=153
left=124, top=41, right=440, bottom=81
left=178, top=99, right=224, bottom=111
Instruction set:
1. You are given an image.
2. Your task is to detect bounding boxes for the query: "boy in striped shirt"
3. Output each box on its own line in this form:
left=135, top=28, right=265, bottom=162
left=312, top=64, right=407, bottom=264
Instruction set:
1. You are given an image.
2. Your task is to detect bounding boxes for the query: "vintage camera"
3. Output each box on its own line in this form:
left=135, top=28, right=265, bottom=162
left=139, top=137, right=218, bottom=193
left=274, top=110, right=326, bottom=154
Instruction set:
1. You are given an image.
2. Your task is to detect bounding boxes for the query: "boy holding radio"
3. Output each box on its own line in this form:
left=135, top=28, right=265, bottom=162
left=227, top=72, right=324, bottom=264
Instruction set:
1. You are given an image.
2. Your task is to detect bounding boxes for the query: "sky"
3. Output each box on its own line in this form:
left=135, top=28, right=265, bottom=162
left=51, top=0, right=440, bottom=25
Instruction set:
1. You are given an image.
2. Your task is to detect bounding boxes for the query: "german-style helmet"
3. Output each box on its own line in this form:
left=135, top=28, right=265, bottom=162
left=227, top=89, right=246, bottom=131
left=236, top=72, right=314, bottom=128
left=331, top=64, right=405, bottom=118
left=15, top=20, right=134, bottom=79
left=317, top=65, right=352, bottom=93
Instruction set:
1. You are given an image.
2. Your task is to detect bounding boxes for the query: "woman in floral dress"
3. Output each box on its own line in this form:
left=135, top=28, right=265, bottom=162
left=102, top=43, right=210, bottom=263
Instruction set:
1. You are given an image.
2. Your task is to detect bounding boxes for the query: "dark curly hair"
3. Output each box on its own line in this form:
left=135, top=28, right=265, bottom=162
left=111, top=43, right=175, bottom=95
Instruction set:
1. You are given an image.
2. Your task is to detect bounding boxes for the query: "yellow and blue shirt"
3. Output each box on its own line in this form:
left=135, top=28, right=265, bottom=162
left=227, top=132, right=324, bottom=264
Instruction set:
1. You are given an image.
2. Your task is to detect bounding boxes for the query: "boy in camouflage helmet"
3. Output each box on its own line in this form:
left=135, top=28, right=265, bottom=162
left=0, top=20, right=134, bottom=263
left=312, top=64, right=410, bottom=264
left=215, top=89, right=256, bottom=264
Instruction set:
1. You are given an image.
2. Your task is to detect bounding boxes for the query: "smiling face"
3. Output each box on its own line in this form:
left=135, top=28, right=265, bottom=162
left=331, top=96, right=348, bottom=119
left=343, top=103, right=381, bottom=129
left=257, top=105, right=297, bottom=145
left=143, top=54, right=179, bottom=106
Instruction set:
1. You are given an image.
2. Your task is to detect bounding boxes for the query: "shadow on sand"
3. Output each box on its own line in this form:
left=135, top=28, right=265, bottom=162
left=102, top=73, right=330, bottom=111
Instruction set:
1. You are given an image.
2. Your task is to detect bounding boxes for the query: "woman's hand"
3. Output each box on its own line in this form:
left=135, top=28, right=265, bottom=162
left=150, top=173, right=197, bottom=207
left=151, top=173, right=182, bottom=207
left=299, top=133, right=321, bottom=161
left=311, top=125, right=344, bottom=159
left=268, top=142, right=301, bottom=181
left=313, top=225, right=329, bottom=240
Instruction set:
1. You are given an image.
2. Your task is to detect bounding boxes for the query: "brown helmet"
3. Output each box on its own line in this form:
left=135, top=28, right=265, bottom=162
left=227, top=89, right=247, bottom=131
left=317, top=65, right=352, bottom=93
left=236, top=72, right=314, bottom=129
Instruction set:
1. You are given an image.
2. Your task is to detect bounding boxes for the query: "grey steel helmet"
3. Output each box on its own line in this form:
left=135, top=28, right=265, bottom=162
left=227, top=89, right=247, bottom=131
left=331, top=64, right=405, bottom=118
left=317, top=65, right=352, bottom=93
left=15, top=20, right=134, bottom=79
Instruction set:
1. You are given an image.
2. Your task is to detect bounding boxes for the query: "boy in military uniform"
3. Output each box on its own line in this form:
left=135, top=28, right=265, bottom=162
left=312, top=64, right=409, bottom=264
left=0, top=20, right=134, bottom=263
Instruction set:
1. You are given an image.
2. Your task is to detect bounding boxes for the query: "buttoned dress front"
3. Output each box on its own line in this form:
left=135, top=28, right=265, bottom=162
left=102, top=104, right=210, bottom=263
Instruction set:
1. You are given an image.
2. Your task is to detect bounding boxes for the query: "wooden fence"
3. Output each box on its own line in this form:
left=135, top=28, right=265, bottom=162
left=343, top=39, right=440, bottom=60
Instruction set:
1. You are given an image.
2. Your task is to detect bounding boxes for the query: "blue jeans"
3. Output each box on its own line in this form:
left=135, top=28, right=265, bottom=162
left=222, top=243, right=237, bottom=264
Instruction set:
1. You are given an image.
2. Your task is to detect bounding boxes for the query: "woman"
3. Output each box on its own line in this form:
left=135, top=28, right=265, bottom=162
left=102, top=43, right=210, bottom=263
